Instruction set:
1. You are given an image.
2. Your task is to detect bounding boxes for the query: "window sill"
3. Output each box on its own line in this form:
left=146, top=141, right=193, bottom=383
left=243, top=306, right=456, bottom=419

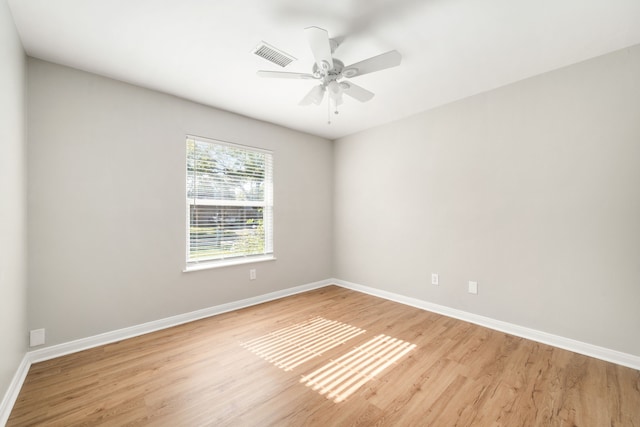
left=183, top=255, right=276, bottom=272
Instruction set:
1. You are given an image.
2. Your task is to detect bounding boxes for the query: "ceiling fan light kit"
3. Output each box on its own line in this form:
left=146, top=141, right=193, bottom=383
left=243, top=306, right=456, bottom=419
left=299, top=85, right=325, bottom=106
left=256, top=26, right=402, bottom=123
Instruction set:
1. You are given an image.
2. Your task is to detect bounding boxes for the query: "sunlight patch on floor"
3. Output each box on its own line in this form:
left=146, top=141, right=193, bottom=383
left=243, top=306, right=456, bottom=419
left=241, top=317, right=365, bottom=371
left=300, top=334, right=416, bottom=403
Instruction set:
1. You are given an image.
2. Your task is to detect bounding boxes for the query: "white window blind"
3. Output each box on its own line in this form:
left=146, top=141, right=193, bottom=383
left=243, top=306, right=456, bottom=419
left=186, top=136, right=273, bottom=266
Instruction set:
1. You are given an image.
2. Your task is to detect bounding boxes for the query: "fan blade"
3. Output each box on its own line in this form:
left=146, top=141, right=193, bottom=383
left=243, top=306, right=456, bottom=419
left=343, top=50, right=401, bottom=78
left=305, top=26, right=333, bottom=71
left=257, top=71, right=315, bottom=79
left=299, top=85, right=325, bottom=106
left=342, top=82, right=375, bottom=102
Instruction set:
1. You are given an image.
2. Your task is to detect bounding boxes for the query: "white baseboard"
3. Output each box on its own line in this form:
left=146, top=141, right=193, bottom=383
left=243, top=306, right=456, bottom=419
left=332, top=278, right=640, bottom=371
left=28, top=279, right=333, bottom=364
left=3, top=277, right=638, bottom=425
left=0, top=278, right=332, bottom=424
left=0, top=355, right=30, bottom=427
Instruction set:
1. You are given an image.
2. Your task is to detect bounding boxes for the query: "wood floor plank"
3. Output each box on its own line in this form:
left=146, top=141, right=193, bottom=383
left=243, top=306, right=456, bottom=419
left=8, top=286, right=640, bottom=426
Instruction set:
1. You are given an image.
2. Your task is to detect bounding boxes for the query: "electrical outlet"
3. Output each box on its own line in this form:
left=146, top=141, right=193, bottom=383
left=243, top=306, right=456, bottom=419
left=468, top=281, right=478, bottom=295
left=249, top=269, right=256, bottom=280
left=30, top=329, right=45, bottom=347
left=431, top=273, right=439, bottom=285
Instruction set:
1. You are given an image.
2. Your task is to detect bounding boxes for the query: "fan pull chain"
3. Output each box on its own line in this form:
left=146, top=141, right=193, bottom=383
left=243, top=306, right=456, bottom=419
left=327, top=95, right=331, bottom=125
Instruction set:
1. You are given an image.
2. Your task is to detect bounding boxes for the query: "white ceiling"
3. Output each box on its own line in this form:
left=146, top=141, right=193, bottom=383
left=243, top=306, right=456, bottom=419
left=7, top=0, right=640, bottom=140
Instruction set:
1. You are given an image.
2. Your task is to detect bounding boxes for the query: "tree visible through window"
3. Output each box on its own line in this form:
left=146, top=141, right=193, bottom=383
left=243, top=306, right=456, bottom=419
left=186, top=136, right=273, bottom=265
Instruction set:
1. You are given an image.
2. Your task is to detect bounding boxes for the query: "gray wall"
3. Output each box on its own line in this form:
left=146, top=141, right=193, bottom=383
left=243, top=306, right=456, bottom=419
left=334, top=45, right=640, bottom=357
left=27, top=59, right=334, bottom=347
left=18, top=34, right=640, bottom=367
left=0, top=0, right=27, bottom=399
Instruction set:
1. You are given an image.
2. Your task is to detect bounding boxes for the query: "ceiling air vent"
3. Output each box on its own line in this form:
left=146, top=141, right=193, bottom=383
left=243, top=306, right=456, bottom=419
left=253, top=41, right=296, bottom=68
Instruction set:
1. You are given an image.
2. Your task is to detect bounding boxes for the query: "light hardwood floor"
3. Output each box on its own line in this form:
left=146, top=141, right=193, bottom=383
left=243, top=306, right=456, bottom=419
left=8, top=286, right=640, bottom=426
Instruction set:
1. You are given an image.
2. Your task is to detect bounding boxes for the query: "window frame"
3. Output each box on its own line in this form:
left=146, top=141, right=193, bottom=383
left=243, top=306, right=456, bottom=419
left=184, top=135, right=275, bottom=271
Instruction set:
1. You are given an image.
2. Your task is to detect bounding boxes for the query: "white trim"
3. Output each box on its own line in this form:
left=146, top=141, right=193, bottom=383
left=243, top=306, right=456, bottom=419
left=184, top=254, right=276, bottom=272
left=331, top=278, right=640, bottom=371
left=27, top=279, right=331, bottom=364
left=3, top=277, right=639, bottom=424
left=0, top=279, right=329, bottom=422
left=0, top=355, right=30, bottom=426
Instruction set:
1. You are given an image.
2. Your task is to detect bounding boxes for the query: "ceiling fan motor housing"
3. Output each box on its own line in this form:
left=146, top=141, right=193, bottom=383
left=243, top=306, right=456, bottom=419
left=313, top=59, right=345, bottom=82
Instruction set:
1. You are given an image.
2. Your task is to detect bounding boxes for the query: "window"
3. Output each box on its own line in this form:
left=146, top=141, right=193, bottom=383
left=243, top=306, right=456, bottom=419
left=186, top=136, right=273, bottom=268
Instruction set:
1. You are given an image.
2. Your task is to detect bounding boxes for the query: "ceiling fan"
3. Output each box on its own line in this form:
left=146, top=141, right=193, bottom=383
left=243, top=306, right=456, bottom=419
left=257, top=27, right=402, bottom=117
